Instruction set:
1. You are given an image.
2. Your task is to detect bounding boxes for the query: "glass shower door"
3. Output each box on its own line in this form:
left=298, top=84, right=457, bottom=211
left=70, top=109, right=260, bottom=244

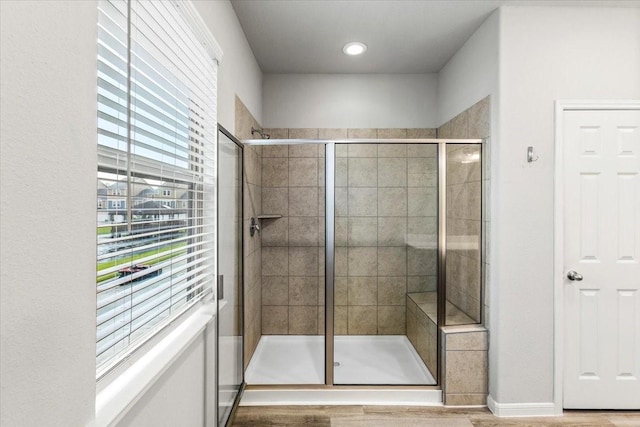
left=331, top=142, right=438, bottom=385
left=217, top=127, right=243, bottom=425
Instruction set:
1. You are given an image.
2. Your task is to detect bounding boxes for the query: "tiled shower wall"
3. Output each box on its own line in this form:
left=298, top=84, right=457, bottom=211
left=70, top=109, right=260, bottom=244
left=438, top=96, right=490, bottom=325
left=260, top=128, right=438, bottom=335
left=260, top=129, right=326, bottom=335
left=235, top=96, right=262, bottom=368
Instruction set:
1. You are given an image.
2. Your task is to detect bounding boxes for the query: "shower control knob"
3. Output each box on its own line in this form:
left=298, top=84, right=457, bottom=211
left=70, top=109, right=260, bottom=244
left=567, top=270, right=583, bottom=281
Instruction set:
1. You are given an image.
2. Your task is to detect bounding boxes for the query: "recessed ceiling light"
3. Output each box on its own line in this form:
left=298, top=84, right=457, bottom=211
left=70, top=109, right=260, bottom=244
left=343, top=42, right=367, bottom=56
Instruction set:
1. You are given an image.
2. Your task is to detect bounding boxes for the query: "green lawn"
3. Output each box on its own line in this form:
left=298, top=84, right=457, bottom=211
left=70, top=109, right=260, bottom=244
left=97, top=226, right=111, bottom=235
left=97, top=241, right=188, bottom=283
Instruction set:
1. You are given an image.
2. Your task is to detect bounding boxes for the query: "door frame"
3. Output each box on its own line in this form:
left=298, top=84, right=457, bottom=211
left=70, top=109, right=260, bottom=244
left=553, top=99, right=640, bottom=413
left=216, top=124, right=245, bottom=426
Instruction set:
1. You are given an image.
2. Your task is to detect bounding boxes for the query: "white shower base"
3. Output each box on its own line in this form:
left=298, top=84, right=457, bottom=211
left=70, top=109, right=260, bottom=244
left=245, top=335, right=435, bottom=385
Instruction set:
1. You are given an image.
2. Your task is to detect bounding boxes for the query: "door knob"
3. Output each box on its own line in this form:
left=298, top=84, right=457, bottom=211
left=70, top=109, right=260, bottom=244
left=567, top=270, right=583, bottom=281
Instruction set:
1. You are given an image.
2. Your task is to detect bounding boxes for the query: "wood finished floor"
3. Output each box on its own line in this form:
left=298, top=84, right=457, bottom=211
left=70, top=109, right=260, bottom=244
left=231, top=406, right=640, bottom=426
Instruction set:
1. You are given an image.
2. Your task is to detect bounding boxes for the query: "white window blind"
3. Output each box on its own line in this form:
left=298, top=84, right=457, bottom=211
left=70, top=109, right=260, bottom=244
left=96, top=0, right=219, bottom=374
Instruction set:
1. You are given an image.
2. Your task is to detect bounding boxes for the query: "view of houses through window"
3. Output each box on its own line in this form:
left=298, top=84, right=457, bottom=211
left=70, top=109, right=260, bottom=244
left=96, top=0, right=217, bottom=371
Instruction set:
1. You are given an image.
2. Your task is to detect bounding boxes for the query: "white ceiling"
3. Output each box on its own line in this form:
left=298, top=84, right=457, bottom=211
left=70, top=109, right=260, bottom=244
left=230, top=0, right=640, bottom=74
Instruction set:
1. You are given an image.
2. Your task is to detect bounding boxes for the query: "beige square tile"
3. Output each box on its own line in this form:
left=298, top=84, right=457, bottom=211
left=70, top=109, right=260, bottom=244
left=335, top=306, right=348, bottom=334
left=335, top=143, right=349, bottom=158
left=318, top=276, right=325, bottom=304
left=245, top=183, right=261, bottom=220
left=406, top=128, right=437, bottom=139
left=378, top=158, right=407, bottom=187
left=450, top=111, right=469, bottom=138
left=447, top=146, right=481, bottom=186
left=262, top=306, right=288, bottom=334
left=262, top=276, right=288, bottom=305
left=289, top=247, right=318, bottom=276
left=318, top=185, right=326, bottom=217
left=407, top=275, right=437, bottom=293
left=377, top=217, right=406, bottom=246
left=348, top=216, right=377, bottom=246
left=335, top=217, right=348, bottom=246
left=378, top=276, right=406, bottom=305
left=319, top=128, right=347, bottom=140
left=348, top=187, right=377, bottom=217
left=348, top=157, right=377, bottom=187
left=408, top=187, right=437, bottom=216
left=407, top=216, right=438, bottom=238
left=438, top=120, right=452, bottom=139
left=445, top=350, right=487, bottom=393
left=446, top=330, right=488, bottom=351
left=348, top=143, right=377, bottom=157
left=335, top=187, right=349, bottom=217
left=348, top=306, right=377, bottom=335
left=262, top=157, right=288, bottom=187
left=262, top=247, right=288, bottom=276
left=289, top=306, right=318, bottom=334
left=318, top=306, right=325, bottom=335
left=335, top=277, right=348, bottom=305
left=377, top=143, right=407, bottom=157
left=377, top=247, right=407, bottom=276
left=348, top=247, right=377, bottom=276
left=378, top=306, right=406, bottom=334
left=407, top=311, right=417, bottom=346
left=444, top=393, right=487, bottom=406
left=407, top=247, right=437, bottom=276
left=318, top=159, right=325, bottom=186
left=318, top=248, right=325, bottom=276
left=262, top=187, right=288, bottom=215
left=289, top=187, right=318, bottom=216
left=378, top=187, right=407, bottom=216
left=288, top=216, right=319, bottom=246
left=289, top=143, right=319, bottom=158
left=289, top=157, right=318, bottom=187
left=335, top=157, right=348, bottom=187
left=377, top=129, right=407, bottom=140
left=262, top=144, right=288, bottom=157
left=408, top=157, right=437, bottom=188
left=289, top=276, right=318, bottom=305
left=347, top=129, right=377, bottom=140
left=335, top=247, right=348, bottom=276
left=347, top=277, right=377, bottom=305
left=318, top=218, right=326, bottom=246
left=289, top=128, right=319, bottom=140
left=261, top=217, right=288, bottom=247
left=407, top=143, right=437, bottom=157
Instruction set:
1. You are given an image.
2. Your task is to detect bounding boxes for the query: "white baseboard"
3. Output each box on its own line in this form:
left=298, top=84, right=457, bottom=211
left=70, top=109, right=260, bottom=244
left=487, top=395, right=560, bottom=417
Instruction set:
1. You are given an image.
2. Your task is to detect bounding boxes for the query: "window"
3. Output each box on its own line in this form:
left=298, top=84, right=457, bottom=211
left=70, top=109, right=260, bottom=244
left=96, top=0, right=220, bottom=375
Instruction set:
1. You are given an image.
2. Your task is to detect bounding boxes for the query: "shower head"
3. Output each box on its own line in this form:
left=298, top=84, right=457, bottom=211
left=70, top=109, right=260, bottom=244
left=251, top=126, right=271, bottom=139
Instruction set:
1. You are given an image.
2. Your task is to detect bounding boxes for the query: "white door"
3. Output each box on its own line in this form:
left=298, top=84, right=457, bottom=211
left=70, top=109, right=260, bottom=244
left=563, top=109, right=640, bottom=409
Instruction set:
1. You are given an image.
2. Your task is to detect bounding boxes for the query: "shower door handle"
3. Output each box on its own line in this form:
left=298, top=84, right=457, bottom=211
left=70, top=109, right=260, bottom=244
left=217, top=275, right=224, bottom=300
left=567, top=270, right=583, bottom=281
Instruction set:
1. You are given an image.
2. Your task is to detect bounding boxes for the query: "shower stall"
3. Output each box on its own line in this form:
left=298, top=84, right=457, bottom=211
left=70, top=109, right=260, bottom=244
left=237, top=138, right=483, bottom=399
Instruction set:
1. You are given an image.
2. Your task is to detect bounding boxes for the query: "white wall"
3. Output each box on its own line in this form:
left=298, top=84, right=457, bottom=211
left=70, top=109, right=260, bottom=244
left=117, top=337, right=206, bottom=427
left=437, top=10, right=500, bottom=126
left=263, top=73, right=438, bottom=128
left=0, top=2, right=98, bottom=426
left=194, top=0, right=262, bottom=132
left=0, top=1, right=255, bottom=426
left=494, top=6, right=640, bottom=405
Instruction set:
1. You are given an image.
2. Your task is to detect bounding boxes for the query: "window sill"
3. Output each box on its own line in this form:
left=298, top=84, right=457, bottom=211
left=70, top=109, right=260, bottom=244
left=94, top=302, right=217, bottom=427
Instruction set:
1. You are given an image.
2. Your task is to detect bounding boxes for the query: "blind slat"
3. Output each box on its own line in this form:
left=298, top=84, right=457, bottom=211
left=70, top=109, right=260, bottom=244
left=96, top=0, right=217, bottom=371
